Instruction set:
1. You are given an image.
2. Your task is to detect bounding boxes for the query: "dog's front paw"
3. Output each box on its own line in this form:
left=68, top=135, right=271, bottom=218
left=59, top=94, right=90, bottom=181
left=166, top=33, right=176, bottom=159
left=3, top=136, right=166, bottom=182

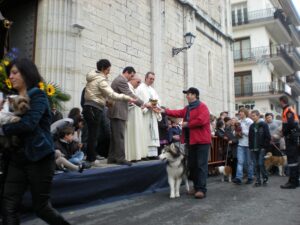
left=170, top=194, right=175, bottom=199
left=175, top=193, right=180, bottom=198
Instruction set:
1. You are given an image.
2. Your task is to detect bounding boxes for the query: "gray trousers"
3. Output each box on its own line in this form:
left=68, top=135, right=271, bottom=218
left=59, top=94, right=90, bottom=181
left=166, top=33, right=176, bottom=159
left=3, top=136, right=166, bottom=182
left=108, top=118, right=126, bottom=162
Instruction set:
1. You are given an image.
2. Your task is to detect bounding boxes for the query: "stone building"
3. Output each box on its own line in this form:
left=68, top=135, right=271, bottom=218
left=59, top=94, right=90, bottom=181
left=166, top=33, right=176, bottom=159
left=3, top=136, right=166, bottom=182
left=1, top=0, right=234, bottom=116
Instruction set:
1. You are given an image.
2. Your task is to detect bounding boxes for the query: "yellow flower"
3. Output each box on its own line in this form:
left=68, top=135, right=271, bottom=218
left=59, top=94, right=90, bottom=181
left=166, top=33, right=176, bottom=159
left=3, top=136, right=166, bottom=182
left=3, top=60, right=9, bottom=66
left=46, top=84, right=56, bottom=96
left=38, top=82, right=45, bottom=90
left=5, top=79, right=12, bottom=89
left=0, top=65, right=3, bottom=72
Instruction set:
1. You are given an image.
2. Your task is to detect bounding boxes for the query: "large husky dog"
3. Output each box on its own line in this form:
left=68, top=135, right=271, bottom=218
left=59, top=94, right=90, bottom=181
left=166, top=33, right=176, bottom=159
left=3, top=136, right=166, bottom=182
left=159, top=143, right=190, bottom=198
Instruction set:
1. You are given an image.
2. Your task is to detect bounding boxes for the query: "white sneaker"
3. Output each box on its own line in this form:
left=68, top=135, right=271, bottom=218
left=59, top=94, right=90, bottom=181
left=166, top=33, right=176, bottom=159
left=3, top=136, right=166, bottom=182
left=91, top=159, right=102, bottom=167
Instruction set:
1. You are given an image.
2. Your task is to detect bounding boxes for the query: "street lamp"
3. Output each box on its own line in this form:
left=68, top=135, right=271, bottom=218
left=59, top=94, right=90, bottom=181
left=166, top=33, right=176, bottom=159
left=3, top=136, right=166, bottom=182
left=172, top=32, right=196, bottom=57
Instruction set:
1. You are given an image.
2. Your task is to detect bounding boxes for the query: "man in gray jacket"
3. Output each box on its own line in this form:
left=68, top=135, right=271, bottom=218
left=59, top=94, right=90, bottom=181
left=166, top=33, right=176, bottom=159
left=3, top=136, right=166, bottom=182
left=108, top=67, right=144, bottom=166
left=83, top=59, right=134, bottom=167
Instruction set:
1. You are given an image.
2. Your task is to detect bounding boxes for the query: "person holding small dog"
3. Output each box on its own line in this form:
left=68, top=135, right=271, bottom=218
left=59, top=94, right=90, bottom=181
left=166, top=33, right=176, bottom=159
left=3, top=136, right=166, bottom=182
left=0, top=58, right=70, bottom=224
left=249, top=110, right=271, bottom=187
left=232, top=107, right=254, bottom=185
left=161, top=87, right=211, bottom=199
left=279, top=95, right=299, bottom=189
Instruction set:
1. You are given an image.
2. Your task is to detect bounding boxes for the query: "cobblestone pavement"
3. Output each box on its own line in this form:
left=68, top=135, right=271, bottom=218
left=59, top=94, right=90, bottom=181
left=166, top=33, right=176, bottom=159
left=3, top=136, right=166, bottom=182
left=22, top=175, right=300, bottom=225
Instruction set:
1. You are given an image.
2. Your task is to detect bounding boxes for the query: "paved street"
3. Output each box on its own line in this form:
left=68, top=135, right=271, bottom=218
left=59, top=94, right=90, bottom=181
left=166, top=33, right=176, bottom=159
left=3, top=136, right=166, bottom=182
left=22, top=175, right=300, bottom=225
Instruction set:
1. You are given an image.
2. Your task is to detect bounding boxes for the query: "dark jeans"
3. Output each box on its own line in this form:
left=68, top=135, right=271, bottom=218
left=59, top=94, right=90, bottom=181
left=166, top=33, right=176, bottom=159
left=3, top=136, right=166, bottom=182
left=285, top=140, right=299, bottom=185
left=82, top=105, right=103, bottom=162
left=108, top=119, right=126, bottom=163
left=1, top=154, right=70, bottom=225
left=96, top=108, right=111, bottom=158
left=251, top=149, right=268, bottom=183
left=187, top=144, right=210, bottom=193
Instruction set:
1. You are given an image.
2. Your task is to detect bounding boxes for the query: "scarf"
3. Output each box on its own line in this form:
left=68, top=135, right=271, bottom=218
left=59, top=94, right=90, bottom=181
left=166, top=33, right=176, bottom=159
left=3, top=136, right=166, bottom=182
left=184, top=100, right=200, bottom=144
left=185, top=100, right=200, bottom=122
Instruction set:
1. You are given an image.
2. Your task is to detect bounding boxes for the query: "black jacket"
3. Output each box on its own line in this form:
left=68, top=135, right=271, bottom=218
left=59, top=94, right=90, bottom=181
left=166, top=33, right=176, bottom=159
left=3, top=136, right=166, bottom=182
left=248, top=121, right=271, bottom=150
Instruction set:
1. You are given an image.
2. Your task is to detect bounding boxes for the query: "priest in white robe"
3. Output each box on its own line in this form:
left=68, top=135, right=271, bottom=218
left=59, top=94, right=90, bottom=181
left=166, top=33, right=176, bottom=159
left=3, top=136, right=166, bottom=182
left=125, top=75, right=148, bottom=161
left=136, top=72, right=162, bottom=158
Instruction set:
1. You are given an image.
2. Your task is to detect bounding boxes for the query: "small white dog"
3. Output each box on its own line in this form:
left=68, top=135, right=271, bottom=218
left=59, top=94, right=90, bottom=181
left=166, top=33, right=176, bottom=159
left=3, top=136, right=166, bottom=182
left=217, top=165, right=232, bottom=182
left=159, top=143, right=190, bottom=198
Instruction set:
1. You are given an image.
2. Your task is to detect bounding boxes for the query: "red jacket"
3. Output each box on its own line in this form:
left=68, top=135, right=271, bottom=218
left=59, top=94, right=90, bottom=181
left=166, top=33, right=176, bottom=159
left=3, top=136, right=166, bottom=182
left=165, top=102, right=211, bottom=145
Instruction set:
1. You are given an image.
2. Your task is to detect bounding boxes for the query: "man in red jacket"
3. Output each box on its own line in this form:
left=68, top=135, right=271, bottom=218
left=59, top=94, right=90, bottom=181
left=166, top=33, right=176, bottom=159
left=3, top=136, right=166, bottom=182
left=161, top=87, right=211, bottom=199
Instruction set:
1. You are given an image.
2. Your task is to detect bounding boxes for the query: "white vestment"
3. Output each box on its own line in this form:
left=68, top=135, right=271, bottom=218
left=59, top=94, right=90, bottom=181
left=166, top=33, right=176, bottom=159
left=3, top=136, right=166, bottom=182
left=124, top=83, right=148, bottom=161
left=136, top=83, right=161, bottom=157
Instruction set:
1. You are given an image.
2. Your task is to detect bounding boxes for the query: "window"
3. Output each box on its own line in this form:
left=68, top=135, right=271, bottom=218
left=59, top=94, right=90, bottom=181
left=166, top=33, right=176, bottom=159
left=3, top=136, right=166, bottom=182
left=233, top=37, right=251, bottom=61
left=234, top=71, right=252, bottom=97
left=232, top=3, right=248, bottom=26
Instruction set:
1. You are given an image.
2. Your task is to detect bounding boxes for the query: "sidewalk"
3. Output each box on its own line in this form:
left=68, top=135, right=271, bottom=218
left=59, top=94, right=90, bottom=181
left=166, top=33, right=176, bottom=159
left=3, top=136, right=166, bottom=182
left=23, top=175, right=300, bottom=225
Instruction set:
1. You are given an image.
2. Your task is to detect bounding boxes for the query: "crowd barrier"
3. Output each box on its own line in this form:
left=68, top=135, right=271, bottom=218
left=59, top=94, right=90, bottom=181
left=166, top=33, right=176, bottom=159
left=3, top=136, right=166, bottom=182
left=208, top=136, right=227, bottom=173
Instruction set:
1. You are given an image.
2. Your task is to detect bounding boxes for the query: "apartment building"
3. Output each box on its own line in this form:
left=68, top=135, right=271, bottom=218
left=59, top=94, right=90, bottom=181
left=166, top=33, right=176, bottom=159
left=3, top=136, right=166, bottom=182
left=232, top=0, right=300, bottom=116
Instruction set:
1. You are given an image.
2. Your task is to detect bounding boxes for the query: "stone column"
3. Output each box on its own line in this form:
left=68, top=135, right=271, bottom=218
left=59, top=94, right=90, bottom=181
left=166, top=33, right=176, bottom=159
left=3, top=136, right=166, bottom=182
left=35, top=0, right=83, bottom=112
left=151, top=0, right=163, bottom=97
left=183, top=7, right=196, bottom=89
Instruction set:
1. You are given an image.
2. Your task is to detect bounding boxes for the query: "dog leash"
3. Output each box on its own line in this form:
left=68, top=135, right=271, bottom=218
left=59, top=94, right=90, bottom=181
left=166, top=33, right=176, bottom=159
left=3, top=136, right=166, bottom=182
left=225, top=142, right=230, bottom=167
left=271, top=142, right=285, bottom=156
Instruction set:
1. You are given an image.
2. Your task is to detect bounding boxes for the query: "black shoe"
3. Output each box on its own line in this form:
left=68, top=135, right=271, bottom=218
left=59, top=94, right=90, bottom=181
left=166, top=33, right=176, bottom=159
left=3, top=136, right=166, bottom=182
left=83, top=161, right=92, bottom=169
left=232, top=178, right=242, bottom=185
left=147, top=156, right=159, bottom=160
left=78, top=163, right=86, bottom=173
left=107, top=159, right=116, bottom=164
left=245, top=179, right=253, bottom=184
left=117, top=160, right=132, bottom=166
left=254, top=182, right=261, bottom=187
left=280, top=182, right=297, bottom=189
left=263, top=177, right=268, bottom=185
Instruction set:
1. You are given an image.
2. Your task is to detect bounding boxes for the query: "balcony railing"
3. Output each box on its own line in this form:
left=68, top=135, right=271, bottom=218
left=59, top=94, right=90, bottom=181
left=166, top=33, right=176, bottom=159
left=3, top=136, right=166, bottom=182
left=233, top=44, right=294, bottom=68
left=235, top=81, right=286, bottom=97
left=232, top=8, right=291, bottom=34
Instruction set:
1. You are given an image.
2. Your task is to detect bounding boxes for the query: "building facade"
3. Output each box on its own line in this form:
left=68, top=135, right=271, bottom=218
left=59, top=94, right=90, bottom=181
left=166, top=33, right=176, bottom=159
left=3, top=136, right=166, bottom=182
left=232, top=0, right=300, bottom=116
left=1, top=0, right=234, bottom=116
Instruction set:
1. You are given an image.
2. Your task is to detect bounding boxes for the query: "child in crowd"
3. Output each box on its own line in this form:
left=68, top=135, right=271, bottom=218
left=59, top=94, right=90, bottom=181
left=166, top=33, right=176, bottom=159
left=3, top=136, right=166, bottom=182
left=167, top=118, right=182, bottom=144
left=54, top=125, right=90, bottom=172
left=158, top=110, right=170, bottom=155
left=249, top=110, right=271, bottom=187
left=215, top=119, right=226, bottom=139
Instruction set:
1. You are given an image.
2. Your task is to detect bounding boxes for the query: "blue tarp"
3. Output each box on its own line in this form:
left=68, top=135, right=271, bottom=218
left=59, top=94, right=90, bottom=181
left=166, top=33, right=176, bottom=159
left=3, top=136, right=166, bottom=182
left=22, top=161, right=168, bottom=209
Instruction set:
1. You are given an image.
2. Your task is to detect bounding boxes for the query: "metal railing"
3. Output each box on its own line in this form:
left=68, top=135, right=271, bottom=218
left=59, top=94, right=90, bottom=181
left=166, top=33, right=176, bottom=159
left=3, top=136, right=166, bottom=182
left=233, top=44, right=294, bottom=68
left=235, top=81, right=286, bottom=97
left=232, top=8, right=291, bottom=34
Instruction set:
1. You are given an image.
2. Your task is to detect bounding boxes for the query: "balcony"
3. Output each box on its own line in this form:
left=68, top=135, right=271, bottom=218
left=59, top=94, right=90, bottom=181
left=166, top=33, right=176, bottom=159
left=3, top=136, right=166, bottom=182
left=286, top=73, right=300, bottom=95
left=235, top=82, right=290, bottom=99
left=289, top=24, right=300, bottom=46
left=233, top=44, right=294, bottom=76
left=287, top=47, right=300, bottom=71
left=232, top=8, right=291, bottom=43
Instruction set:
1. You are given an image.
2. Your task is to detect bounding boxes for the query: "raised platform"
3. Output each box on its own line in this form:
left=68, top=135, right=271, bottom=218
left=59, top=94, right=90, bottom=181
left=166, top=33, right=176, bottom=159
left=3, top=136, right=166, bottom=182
left=22, top=160, right=168, bottom=210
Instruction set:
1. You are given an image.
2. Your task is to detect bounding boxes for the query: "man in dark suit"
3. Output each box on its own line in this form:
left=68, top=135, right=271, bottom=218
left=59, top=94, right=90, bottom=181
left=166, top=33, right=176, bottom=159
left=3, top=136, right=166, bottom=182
left=108, top=67, right=144, bottom=166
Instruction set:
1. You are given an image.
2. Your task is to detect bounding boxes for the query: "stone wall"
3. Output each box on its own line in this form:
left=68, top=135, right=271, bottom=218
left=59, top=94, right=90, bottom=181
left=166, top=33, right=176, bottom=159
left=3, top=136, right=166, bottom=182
left=35, top=0, right=234, bottom=115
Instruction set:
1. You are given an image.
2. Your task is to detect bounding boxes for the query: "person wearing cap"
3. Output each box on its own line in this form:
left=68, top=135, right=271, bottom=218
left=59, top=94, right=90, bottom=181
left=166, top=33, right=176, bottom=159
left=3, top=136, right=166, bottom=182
left=161, top=87, right=211, bottom=199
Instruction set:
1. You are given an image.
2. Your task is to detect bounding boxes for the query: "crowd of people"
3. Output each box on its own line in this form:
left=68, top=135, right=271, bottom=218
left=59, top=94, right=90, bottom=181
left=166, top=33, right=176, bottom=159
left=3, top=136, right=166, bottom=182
left=0, top=57, right=299, bottom=225
left=211, top=98, right=299, bottom=189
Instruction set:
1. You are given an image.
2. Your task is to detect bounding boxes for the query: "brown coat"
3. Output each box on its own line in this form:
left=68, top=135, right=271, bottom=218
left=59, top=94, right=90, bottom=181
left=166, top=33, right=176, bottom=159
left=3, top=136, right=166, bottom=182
left=108, top=75, right=143, bottom=120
